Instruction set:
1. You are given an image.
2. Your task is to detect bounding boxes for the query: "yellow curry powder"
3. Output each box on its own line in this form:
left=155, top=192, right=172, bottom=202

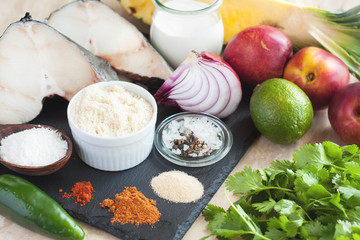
left=100, top=187, right=161, bottom=226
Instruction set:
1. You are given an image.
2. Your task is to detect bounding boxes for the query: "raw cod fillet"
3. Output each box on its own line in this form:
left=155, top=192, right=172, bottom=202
left=0, top=13, right=119, bottom=124
left=46, top=0, right=173, bottom=86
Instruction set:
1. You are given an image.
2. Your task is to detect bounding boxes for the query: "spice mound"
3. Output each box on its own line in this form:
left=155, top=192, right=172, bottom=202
left=163, top=116, right=223, bottom=158
left=70, top=84, right=153, bottom=137
left=100, top=187, right=161, bottom=226
left=0, top=127, right=68, bottom=166
left=150, top=170, right=204, bottom=203
left=60, top=181, right=95, bottom=206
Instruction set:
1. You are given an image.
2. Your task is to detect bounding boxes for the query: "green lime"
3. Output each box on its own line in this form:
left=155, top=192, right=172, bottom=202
left=250, top=78, right=313, bottom=144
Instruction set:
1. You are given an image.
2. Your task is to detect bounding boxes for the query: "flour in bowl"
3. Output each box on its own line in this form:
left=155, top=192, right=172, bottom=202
left=70, top=84, right=153, bottom=137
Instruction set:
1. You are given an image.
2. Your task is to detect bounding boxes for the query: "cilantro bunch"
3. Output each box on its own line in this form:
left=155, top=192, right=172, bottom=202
left=203, top=141, right=360, bottom=240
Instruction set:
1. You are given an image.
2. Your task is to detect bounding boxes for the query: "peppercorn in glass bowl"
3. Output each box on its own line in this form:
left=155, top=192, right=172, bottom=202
left=154, top=112, right=233, bottom=167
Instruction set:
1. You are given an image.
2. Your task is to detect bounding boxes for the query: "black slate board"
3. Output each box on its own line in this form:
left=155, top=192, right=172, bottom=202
left=0, top=89, right=259, bottom=240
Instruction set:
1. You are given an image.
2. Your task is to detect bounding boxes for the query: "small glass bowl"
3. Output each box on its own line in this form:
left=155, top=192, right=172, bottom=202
left=154, top=112, right=233, bottom=167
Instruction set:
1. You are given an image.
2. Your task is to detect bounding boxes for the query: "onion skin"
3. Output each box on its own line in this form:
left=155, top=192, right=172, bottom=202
left=154, top=51, right=242, bottom=118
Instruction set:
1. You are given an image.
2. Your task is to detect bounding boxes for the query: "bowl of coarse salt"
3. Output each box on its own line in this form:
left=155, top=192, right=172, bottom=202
left=0, top=124, right=72, bottom=176
left=67, top=81, right=157, bottom=171
left=154, top=112, right=233, bottom=167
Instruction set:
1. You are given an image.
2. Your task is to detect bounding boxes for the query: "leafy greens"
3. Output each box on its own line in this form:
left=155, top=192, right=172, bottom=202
left=202, top=141, right=360, bottom=240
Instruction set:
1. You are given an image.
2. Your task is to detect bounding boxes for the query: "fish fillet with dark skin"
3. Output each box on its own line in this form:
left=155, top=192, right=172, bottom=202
left=46, top=0, right=173, bottom=86
left=0, top=13, right=119, bottom=124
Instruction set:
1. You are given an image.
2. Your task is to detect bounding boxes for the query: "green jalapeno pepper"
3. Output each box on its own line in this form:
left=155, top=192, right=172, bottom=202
left=0, top=174, right=85, bottom=240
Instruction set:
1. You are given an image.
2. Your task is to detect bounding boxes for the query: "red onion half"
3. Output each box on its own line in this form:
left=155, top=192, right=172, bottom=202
left=154, top=51, right=242, bottom=118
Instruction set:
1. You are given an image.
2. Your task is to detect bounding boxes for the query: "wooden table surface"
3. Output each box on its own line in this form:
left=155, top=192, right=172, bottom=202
left=0, top=0, right=356, bottom=239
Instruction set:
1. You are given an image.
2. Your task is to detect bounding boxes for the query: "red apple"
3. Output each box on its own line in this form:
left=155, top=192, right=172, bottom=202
left=223, top=25, right=293, bottom=87
left=328, top=82, right=360, bottom=146
left=283, top=46, right=349, bottom=110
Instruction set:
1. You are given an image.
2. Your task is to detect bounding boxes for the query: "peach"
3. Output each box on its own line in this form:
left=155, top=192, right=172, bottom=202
left=223, top=25, right=293, bottom=87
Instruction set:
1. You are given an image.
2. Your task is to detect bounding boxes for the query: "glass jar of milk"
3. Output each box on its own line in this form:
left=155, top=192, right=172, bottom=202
left=150, top=0, right=224, bottom=68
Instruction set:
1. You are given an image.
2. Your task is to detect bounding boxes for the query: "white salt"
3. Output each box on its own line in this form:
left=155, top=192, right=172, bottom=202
left=0, top=127, right=68, bottom=167
left=172, top=148, right=181, bottom=154
left=163, top=116, right=223, bottom=156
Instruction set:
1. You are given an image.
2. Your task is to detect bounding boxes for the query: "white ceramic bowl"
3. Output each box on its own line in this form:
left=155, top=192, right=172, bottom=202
left=67, top=81, right=157, bottom=171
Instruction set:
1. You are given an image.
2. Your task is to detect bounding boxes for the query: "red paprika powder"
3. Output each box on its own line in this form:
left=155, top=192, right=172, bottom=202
left=60, top=181, right=95, bottom=206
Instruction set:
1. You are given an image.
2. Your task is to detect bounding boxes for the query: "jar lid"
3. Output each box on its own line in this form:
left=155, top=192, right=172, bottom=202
left=152, top=0, right=223, bottom=15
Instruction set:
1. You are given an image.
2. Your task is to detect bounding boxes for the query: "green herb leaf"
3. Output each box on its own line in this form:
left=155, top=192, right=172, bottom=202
left=202, top=204, right=225, bottom=222
left=345, top=162, right=360, bottom=179
left=226, top=166, right=264, bottom=195
left=329, top=192, right=347, bottom=216
left=252, top=198, right=276, bottom=214
left=274, top=199, right=303, bottom=217
left=303, top=220, right=334, bottom=239
left=338, top=185, right=360, bottom=208
left=347, top=207, right=360, bottom=222
left=293, top=143, right=333, bottom=169
left=265, top=160, right=295, bottom=189
left=264, top=228, right=288, bottom=240
left=203, top=141, right=360, bottom=240
left=294, top=168, right=321, bottom=192
left=334, top=220, right=360, bottom=239
left=265, top=159, right=295, bottom=181
left=266, top=215, right=300, bottom=238
left=323, top=141, right=343, bottom=160
left=342, top=144, right=359, bottom=157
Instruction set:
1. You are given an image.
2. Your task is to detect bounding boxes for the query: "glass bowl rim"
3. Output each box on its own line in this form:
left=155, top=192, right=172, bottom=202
left=154, top=112, right=233, bottom=167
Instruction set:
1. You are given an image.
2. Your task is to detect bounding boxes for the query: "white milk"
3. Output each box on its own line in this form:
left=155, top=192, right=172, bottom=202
left=150, top=0, right=224, bottom=68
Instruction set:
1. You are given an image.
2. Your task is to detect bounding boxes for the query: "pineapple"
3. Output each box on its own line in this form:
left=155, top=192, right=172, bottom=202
left=118, top=0, right=360, bottom=79
left=220, top=0, right=303, bottom=45
left=119, top=0, right=154, bottom=25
